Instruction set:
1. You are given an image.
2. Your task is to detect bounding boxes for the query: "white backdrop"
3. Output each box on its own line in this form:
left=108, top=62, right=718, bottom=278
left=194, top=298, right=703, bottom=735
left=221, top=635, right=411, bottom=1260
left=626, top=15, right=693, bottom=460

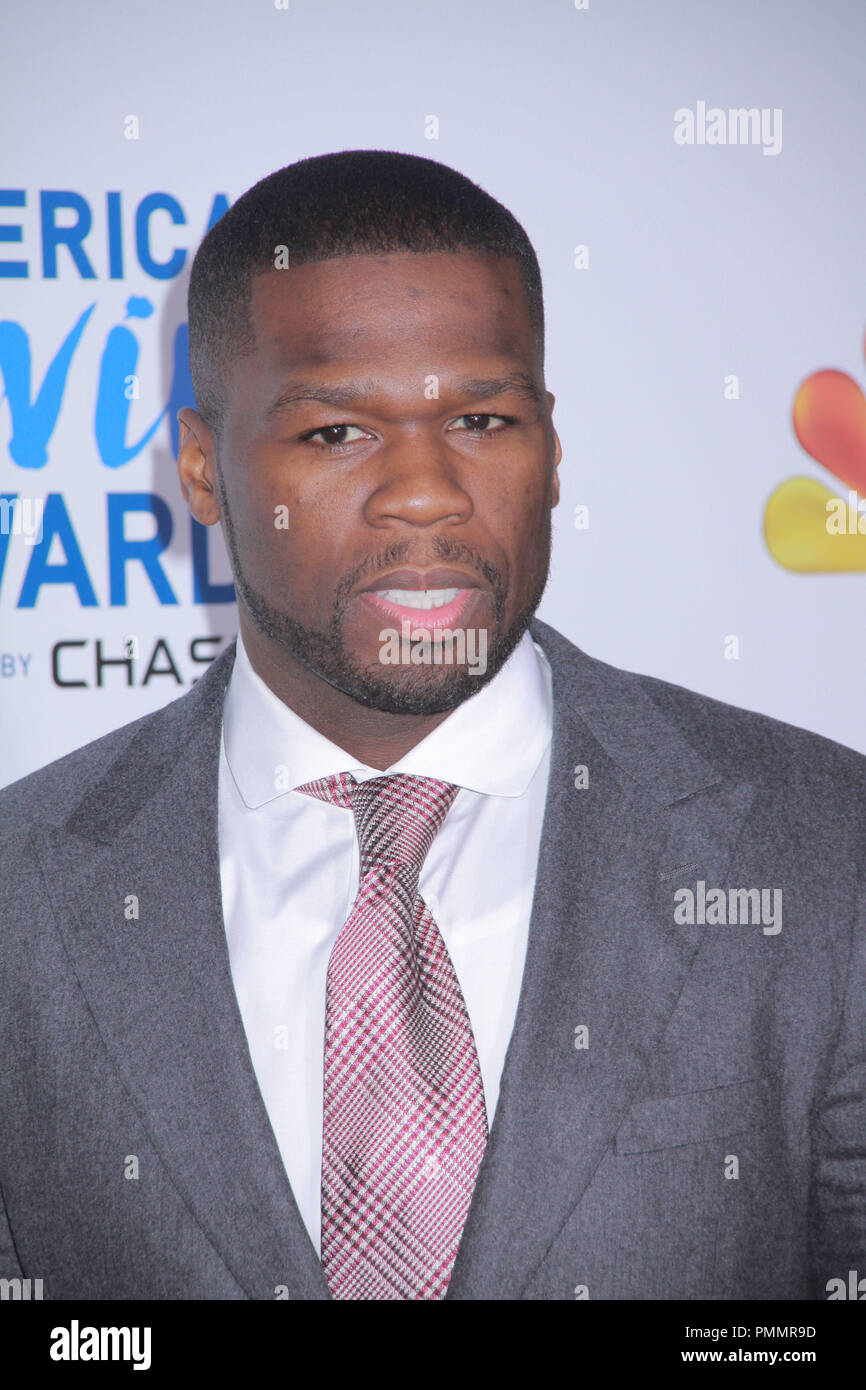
left=2, top=0, right=865, bottom=789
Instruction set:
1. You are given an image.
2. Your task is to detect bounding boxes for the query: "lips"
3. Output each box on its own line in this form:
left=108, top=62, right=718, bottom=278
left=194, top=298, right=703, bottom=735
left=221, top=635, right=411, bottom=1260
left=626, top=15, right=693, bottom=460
left=356, top=566, right=487, bottom=630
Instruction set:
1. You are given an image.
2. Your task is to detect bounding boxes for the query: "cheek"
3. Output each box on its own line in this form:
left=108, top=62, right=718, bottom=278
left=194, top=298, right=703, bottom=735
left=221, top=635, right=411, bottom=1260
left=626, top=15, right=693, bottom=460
left=226, top=448, right=301, bottom=543
left=508, top=484, right=553, bottom=589
left=240, top=445, right=360, bottom=531
left=481, top=468, right=549, bottom=545
left=235, top=488, right=298, bottom=564
left=220, top=455, right=292, bottom=580
left=237, top=479, right=351, bottom=609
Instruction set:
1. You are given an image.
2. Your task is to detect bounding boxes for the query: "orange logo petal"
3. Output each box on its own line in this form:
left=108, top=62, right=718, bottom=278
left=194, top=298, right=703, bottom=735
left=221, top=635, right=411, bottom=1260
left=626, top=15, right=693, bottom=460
left=793, top=369, right=866, bottom=496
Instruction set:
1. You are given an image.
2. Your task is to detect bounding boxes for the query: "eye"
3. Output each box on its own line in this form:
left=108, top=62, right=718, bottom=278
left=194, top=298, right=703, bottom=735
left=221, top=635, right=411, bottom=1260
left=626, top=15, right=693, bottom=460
left=449, top=413, right=514, bottom=435
left=301, top=423, right=372, bottom=452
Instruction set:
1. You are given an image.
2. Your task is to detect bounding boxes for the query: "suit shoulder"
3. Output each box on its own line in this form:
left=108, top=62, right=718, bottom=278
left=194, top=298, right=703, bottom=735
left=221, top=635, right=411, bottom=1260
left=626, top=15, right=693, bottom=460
left=0, top=640, right=236, bottom=834
left=531, top=617, right=866, bottom=801
left=633, top=666, right=866, bottom=794
left=0, top=697, right=186, bottom=833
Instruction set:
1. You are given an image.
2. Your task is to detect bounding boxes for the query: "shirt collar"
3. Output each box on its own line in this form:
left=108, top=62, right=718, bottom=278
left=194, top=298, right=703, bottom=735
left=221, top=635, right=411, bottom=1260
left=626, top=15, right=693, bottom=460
left=222, top=626, right=552, bottom=808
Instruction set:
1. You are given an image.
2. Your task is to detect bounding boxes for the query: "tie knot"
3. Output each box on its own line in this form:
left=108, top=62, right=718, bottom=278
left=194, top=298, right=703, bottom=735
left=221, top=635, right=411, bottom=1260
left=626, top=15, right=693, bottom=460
left=296, top=771, right=459, bottom=877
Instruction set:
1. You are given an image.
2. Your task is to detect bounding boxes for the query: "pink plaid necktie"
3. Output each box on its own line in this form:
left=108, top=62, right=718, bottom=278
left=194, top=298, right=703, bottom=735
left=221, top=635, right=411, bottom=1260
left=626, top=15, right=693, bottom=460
left=295, top=771, right=489, bottom=1300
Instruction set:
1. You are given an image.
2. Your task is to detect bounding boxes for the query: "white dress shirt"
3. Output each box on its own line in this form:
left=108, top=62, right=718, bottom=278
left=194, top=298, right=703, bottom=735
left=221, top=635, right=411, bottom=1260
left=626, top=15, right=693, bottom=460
left=218, top=626, right=553, bottom=1255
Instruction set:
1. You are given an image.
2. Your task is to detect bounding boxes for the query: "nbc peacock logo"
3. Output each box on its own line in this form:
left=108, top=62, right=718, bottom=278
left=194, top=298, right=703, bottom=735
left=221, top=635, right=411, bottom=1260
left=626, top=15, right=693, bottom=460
left=764, top=331, right=866, bottom=570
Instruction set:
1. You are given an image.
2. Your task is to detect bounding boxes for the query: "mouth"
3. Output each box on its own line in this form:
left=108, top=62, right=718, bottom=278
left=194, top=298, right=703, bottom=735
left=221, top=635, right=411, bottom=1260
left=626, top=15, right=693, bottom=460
left=355, top=566, right=489, bottom=631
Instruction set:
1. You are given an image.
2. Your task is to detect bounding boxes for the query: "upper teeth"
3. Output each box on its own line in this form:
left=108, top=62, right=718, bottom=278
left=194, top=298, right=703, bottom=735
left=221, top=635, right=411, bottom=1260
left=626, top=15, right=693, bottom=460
left=375, top=588, right=462, bottom=609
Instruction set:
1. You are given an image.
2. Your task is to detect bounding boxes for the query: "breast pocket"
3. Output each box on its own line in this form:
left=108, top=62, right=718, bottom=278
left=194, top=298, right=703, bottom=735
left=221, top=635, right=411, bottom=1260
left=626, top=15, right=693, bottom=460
left=613, top=1075, right=775, bottom=1155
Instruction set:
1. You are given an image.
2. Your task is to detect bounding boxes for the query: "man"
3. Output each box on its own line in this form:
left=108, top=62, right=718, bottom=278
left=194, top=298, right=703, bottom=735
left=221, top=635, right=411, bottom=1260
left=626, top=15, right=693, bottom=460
left=1, top=150, right=864, bottom=1301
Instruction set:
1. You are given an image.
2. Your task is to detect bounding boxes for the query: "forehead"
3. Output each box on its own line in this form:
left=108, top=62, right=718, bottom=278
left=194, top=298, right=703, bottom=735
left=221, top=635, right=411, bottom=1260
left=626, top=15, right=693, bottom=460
left=244, top=250, right=534, bottom=366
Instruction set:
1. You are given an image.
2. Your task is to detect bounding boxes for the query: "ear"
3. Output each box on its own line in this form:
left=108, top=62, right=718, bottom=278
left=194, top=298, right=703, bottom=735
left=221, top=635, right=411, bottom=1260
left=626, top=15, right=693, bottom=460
left=177, top=407, right=220, bottom=525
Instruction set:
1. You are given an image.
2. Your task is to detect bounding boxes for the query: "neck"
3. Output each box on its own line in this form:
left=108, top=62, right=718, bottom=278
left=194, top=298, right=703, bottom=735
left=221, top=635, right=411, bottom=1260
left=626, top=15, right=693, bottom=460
left=238, top=619, right=454, bottom=771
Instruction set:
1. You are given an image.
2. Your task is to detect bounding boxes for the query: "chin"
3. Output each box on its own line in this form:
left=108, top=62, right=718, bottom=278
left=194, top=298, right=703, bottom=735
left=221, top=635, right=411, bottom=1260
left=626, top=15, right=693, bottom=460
left=335, top=663, right=496, bottom=716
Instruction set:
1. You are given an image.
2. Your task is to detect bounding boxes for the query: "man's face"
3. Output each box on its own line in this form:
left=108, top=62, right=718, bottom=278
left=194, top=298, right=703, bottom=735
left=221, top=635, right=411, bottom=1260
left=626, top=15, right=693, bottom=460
left=204, top=249, right=560, bottom=715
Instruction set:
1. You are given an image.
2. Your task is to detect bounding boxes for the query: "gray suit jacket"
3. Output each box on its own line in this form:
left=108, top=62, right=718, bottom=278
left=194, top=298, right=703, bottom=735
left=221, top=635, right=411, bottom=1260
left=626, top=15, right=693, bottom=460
left=1, top=617, right=864, bottom=1300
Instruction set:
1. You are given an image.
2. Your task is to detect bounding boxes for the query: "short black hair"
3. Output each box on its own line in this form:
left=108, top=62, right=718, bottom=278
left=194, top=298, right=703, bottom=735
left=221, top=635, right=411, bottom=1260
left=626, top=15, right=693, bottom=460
left=187, top=149, right=545, bottom=438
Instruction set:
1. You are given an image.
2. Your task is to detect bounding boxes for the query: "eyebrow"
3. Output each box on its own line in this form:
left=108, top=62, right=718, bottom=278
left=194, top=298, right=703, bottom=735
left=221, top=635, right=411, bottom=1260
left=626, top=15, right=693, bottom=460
left=263, top=371, right=544, bottom=420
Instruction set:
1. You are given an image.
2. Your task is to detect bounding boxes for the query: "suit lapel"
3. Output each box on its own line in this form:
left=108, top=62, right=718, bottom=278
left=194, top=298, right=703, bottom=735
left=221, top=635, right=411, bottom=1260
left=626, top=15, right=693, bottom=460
left=446, top=620, right=756, bottom=1299
left=30, top=641, right=331, bottom=1301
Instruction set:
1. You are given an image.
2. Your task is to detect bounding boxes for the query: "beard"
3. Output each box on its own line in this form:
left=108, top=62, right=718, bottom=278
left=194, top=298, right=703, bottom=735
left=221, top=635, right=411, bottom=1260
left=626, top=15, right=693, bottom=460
left=214, top=460, right=551, bottom=716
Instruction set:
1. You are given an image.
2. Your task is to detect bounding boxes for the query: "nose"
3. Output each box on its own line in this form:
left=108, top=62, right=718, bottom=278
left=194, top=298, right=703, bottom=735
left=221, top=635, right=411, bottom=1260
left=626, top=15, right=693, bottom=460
left=363, top=431, right=474, bottom=529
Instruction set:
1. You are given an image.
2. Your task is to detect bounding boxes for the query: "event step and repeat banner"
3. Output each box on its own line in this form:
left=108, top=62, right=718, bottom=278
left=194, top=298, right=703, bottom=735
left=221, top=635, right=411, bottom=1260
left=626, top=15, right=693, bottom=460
left=2, top=0, right=865, bottom=786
